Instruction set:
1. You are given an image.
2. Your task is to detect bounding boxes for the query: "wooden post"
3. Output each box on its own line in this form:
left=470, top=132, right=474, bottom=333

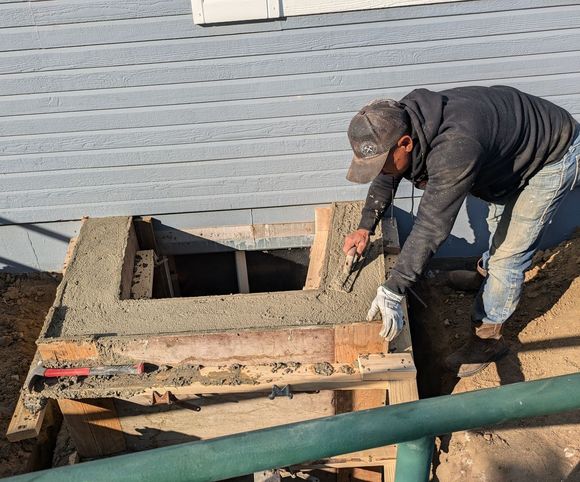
left=235, top=250, right=250, bottom=293
left=304, top=207, right=332, bottom=289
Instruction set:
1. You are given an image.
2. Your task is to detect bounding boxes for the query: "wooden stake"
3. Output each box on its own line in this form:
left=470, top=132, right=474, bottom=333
left=235, top=250, right=250, bottom=293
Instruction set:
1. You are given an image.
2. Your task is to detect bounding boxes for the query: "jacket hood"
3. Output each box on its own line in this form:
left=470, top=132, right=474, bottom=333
left=399, top=89, right=445, bottom=182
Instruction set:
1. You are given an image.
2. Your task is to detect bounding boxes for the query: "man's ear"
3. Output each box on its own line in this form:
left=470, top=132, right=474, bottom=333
left=398, top=135, right=413, bottom=152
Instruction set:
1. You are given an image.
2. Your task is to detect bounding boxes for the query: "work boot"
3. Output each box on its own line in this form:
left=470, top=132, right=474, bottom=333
left=447, top=258, right=487, bottom=292
left=445, top=322, right=509, bottom=378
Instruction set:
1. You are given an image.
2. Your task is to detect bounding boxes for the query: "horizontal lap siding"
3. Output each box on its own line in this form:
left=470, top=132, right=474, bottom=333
left=0, top=0, right=579, bottom=270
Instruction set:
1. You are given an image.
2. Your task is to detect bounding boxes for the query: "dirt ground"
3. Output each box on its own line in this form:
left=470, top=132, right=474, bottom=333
left=0, top=231, right=578, bottom=480
left=0, top=273, right=60, bottom=477
left=410, top=229, right=580, bottom=482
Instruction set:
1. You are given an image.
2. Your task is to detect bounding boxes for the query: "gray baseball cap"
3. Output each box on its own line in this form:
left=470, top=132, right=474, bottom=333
left=346, top=99, right=409, bottom=183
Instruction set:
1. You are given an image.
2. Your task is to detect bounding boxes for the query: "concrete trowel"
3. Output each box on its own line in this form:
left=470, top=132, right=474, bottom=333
left=330, top=244, right=369, bottom=293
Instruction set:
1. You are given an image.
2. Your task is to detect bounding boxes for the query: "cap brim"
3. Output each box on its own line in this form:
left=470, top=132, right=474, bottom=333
left=346, top=150, right=390, bottom=184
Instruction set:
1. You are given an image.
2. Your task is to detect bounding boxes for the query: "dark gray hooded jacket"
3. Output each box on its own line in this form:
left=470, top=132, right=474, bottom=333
left=358, top=85, right=575, bottom=295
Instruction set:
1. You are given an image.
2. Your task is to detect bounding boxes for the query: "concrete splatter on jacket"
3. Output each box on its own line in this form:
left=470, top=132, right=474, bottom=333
left=358, top=85, right=575, bottom=295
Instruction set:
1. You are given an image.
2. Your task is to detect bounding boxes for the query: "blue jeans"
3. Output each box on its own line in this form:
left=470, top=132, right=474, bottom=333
left=473, top=124, right=580, bottom=325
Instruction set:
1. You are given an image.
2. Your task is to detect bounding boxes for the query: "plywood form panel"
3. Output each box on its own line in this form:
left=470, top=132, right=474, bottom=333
left=57, top=398, right=126, bottom=458
left=116, top=392, right=335, bottom=452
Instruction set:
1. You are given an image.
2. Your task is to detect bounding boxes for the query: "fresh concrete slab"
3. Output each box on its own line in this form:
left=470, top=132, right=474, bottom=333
left=39, top=202, right=385, bottom=340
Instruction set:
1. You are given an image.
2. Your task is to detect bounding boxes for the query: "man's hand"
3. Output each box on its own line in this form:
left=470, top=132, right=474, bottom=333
left=367, top=285, right=405, bottom=341
left=343, top=229, right=370, bottom=255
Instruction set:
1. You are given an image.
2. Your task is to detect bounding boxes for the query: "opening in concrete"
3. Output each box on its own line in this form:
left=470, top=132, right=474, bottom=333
left=171, top=248, right=310, bottom=298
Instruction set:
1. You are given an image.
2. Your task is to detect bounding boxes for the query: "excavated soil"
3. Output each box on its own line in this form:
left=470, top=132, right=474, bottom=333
left=410, top=229, right=580, bottom=482
left=0, top=273, right=60, bottom=477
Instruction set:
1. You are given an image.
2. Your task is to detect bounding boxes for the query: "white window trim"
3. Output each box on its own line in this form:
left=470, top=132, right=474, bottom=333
left=191, top=0, right=466, bottom=25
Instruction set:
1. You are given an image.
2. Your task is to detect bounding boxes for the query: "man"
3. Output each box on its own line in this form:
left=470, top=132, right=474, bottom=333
left=343, top=85, right=579, bottom=377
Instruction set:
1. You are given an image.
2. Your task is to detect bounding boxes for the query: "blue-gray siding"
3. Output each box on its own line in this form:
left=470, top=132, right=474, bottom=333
left=0, top=0, right=579, bottom=271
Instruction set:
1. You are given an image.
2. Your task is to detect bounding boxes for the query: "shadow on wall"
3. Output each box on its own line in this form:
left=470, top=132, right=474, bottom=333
left=0, top=216, right=72, bottom=273
left=394, top=189, right=580, bottom=258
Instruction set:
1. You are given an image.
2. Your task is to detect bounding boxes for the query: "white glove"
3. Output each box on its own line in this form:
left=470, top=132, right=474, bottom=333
left=366, top=285, right=405, bottom=341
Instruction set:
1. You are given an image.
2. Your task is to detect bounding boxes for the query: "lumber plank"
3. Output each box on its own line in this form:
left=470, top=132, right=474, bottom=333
left=334, top=322, right=386, bottom=365
left=133, top=216, right=159, bottom=252
left=386, top=379, right=419, bottom=405
left=158, top=221, right=315, bottom=255
left=36, top=359, right=415, bottom=405
left=6, top=391, right=45, bottom=442
left=333, top=322, right=387, bottom=479
left=300, top=446, right=396, bottom=469
left=383, top=460, right=396, bottom=482
left=134, top=216, right=175, bottom=297
left=37, top=324, right=340, bottom=365
left=304, top=207, right=332, bottom=289
left=359, top=353, right=416, bottom=381
left=37, top=340, right=99, bottom=363
left=334, top=322, right=387, bottom=414
left=116, top=392, right=334, bottom=452
left=58, top=398, right=126, bottom=458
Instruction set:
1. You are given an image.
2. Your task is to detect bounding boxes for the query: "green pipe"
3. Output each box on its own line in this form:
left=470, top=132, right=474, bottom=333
left=6, top=373, right=580, bottom=482
left=395, top=436, right=435, bottom=482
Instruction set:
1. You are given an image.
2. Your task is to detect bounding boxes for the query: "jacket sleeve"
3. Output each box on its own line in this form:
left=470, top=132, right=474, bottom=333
left=358, top=173, right=401, bottom=234
left=384, top=137, right=484, bottom=295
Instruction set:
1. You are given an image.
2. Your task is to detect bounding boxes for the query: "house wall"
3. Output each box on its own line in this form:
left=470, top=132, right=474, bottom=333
left=0, top=0, right=579, bottom=271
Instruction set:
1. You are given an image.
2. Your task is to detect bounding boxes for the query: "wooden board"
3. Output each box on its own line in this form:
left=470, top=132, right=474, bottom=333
left=6, top=391, right=46, bottom=442
left=134, top=216, right=175, bottom=298
left=300, top=446, right=396, bottom=469
left=38, top=322, right=379, bottom=366
left=235, top=250, right=250, bottom=293
left=334, top=322, right=388, bottom=482
left=383, top=379, right=421, bottom=482
left=56, top=325, right=337, bottom=366
left=116, top=392, right=335, bottom=452
left=304, top=207, right=332, bottom=290
left=37, top=340, right=99, bottom=363
left=58, top=398, right=126, bottom=458
left=33, top=357, right=415, bottom=405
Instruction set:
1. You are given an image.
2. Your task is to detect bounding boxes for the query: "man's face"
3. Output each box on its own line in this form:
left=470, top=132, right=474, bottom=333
left=381, top=135, right=413, bottom=175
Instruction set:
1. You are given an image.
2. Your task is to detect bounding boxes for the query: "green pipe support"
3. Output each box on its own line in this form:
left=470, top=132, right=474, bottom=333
left=395, top=436, right=435, bottom=482
left=6, top=373, right=580, bottom=482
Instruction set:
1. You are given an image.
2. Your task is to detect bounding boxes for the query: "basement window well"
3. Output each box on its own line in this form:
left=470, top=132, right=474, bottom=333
left=174, top=249, right=310, bottom=297
left=129, top=219, right=316, bottom=300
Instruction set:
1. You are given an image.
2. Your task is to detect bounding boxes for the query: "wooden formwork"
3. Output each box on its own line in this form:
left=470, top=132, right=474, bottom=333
left=8, top=205, right=418, bottom=481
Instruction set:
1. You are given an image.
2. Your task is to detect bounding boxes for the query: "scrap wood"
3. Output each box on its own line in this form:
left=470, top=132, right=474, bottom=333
left=6, top=391, right=46, bottom=442
left=25, top=355, right=416, bottom=407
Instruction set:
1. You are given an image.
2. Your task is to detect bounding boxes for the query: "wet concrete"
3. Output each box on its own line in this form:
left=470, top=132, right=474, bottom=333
left=38, top=202, right=385, bottom=340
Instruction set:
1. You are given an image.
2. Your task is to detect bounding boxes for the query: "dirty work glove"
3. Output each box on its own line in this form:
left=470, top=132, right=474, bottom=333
left=366, top=285, right=405, bottom=341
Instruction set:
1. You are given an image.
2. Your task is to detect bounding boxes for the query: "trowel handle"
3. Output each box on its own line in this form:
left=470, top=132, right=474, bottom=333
left=343, top=246, right=357, bottom=274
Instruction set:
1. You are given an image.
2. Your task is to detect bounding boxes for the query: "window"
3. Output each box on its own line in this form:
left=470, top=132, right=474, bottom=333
left=191, top=0, right=465, bottom=25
